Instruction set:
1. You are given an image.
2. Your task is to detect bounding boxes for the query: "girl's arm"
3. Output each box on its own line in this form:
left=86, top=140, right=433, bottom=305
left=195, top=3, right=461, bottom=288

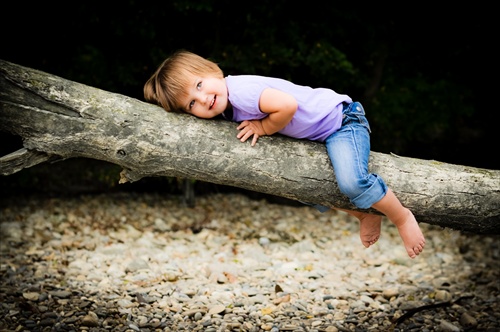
left=237, top=88, right=297, bottom=146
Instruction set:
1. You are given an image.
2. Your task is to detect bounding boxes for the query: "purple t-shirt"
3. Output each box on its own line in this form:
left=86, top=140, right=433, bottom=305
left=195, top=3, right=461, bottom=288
left=224, top=75, right=351, bottom=142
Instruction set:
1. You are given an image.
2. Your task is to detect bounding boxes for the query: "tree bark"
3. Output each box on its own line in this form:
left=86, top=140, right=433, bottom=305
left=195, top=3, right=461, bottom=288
left=1, top=59, right=499, bottom=234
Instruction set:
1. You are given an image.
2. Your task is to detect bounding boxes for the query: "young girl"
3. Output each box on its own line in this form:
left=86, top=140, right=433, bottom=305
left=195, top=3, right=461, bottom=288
left=144, top=50, right=425, bottom=258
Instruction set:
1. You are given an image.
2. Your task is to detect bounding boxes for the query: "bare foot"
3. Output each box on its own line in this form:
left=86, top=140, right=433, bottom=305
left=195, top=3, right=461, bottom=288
left=371, top=189, right=426, bottom=259
left=359, top=214, right=382, bottom=248
left=396, top=209, right=426, bottom=258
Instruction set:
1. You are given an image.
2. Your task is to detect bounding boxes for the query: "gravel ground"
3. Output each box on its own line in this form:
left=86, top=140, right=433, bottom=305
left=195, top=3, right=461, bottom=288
left=0, top=192, right=499, bottom=332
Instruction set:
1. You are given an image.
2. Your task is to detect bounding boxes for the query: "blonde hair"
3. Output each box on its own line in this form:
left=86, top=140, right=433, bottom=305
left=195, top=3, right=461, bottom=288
left=143, top=50, right=224, bottom=113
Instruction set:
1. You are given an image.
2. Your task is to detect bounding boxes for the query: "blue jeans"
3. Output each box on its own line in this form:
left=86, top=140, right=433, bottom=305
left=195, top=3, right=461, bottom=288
left=308, top=102, right=388, bottom=212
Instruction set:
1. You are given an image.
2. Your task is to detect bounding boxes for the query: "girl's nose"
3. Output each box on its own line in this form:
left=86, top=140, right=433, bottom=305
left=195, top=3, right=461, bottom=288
left=200, top=93, right=209, bottom=105
left=194, top=92, right=206, bottom=104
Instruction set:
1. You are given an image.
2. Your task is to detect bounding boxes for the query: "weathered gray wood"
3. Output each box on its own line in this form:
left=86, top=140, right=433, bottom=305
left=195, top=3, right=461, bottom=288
left=0, top=148, right=55, bottom=175
left=1, top=59, right=499, bottom=234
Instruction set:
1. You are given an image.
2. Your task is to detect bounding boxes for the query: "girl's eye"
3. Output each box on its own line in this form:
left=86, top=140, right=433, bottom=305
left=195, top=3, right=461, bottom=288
left=189, top=100, right=195, bottom=109
left=196, top=82, right=202, bottom=90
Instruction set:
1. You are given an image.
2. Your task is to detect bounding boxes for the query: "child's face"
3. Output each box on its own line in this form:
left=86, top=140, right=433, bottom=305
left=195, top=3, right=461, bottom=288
left=179, top=75, right=228, bottom=119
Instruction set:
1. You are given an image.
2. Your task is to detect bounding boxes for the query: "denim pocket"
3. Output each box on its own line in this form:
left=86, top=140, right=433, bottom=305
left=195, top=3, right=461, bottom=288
left=342, top=102, right=371, bottom=133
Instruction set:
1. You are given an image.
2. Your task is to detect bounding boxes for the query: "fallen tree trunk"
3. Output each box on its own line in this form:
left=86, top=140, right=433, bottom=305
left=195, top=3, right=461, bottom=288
left=1, top=59, right=499, bottom=234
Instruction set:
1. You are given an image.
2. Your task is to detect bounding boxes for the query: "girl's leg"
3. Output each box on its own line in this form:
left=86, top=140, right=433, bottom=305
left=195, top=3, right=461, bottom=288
left=326, top=102, right=425, bottom=258
left=326, top=102, right=385, bottom=248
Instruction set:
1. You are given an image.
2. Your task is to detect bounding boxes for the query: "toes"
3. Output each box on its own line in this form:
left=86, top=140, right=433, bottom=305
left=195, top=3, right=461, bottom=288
left=407, top=247, right=419, bottom=258
left=361, top=236, right=379, bottom=248
left=407, top=240, right=426, bottom=258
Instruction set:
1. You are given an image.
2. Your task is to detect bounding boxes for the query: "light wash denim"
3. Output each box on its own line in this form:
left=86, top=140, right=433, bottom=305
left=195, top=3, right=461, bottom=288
left=308, top=102, right=388, bottom=212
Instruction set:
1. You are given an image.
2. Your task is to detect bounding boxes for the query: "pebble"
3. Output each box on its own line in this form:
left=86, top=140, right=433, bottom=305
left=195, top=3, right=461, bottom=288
left=0, top=192, right=499, bottom=331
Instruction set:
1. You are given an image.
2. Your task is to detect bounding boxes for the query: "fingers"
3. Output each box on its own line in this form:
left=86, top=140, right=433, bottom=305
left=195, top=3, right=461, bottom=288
left=251, top=135, right=258, bottom=147
left=236, top=121, right=248, bottom=131
left=238, top=130, right=259, bottom=145
left=236, top=121, right=259, bottom=146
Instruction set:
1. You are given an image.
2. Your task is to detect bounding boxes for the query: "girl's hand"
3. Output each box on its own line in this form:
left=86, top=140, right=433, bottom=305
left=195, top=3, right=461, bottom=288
left=236, top=120, right=266, bottom=147
left=236, top=88, right=297, bottom=147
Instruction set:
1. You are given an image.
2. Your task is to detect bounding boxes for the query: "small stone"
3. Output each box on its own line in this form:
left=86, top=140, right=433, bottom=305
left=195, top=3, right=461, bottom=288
left=22, top=292, right=39, bottom=301
left=128, top=323, right=140, bottom=331
left=208, top=304, right=226, bottom=315
left=435, top=290, right=452, bottom=302
left=50, top=290, right=72, bottom=299
left=125, top=259, right=150, bottom=272
left=382, top=288, right=399, bottom=299
left=439, top=319, right=460, bottom=332
left=260, top=323, right=273, bottom=331
left=39, top=318, right=55, bottom=326
left=259, top=237, right=270, bottom=246
left=81, top=312, right=99, bottom=327
left=149, top=318, right=161, bottom=328
left=459, top=312, right=478, bottom=328
left=325, top=326, right=339, bottom=332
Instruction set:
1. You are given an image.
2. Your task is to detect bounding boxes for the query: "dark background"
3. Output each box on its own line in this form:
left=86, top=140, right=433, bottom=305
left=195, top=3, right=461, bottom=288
left=1, top=2, right=497, bottom=197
